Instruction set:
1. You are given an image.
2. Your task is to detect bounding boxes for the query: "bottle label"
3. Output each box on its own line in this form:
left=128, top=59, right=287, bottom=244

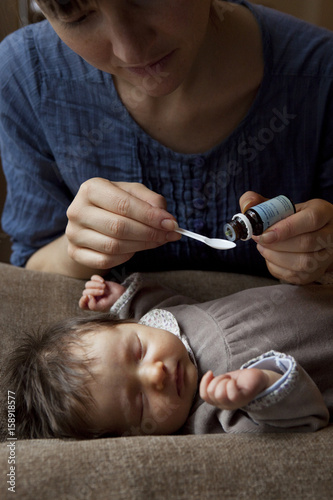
left=253, top=196, right=295, bottom=231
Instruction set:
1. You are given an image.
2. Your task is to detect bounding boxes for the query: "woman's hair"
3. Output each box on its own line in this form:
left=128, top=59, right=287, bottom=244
left=36, top=0, right=218, bottom=21
left=35, top=0, right=90, bottom=18
left=4, top=314, right=130, bottom=440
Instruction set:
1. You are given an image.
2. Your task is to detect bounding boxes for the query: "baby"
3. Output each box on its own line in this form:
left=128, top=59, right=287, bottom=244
left=78, top=275, right=282, bottom=436
left=8, top=274, right=331, bottom=439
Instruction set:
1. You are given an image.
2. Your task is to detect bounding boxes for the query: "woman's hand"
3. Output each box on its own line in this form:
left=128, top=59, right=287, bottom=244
left=240, top=192, right=333, bottom=284
left=66, top=178, right=180, bottom=271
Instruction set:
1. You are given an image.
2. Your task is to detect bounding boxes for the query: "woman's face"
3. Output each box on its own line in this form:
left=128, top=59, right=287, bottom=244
left=38, top=0, right=213, bottom=97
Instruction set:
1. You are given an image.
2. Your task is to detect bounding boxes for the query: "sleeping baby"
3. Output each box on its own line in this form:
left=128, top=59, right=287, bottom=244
left=7, top=274, right=332, bottom=439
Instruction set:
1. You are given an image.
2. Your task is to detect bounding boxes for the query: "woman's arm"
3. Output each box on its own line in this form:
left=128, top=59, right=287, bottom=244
left=25, top=234, right=101, bottom=279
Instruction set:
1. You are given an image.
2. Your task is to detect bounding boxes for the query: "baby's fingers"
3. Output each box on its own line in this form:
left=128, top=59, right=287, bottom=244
left=90, top=274, right=105, bottom=283
left=82, top=287, right=106, bottom=297
left=208, top=376, right=237, bottom=407
left=85, top=279, right=105, bottom=289
left=200, top=372, right=235, bottom=407
left=79, top=295, right=89, bottom=310
left=199, top=371, right=215, bottom=402
left=87, top=294, right=100, bottom=311
left=79, top=294, right=99, bottom=310
left=83, top=277, right=106, bottom=296
left=200, top=372, right=252, bottom=410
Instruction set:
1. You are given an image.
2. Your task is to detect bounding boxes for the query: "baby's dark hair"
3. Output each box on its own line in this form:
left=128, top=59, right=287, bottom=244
left=5, top=314, right=130, bottom=440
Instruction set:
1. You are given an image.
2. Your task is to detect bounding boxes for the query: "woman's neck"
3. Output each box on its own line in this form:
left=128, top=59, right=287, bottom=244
left=114, top=2, right=264, bottom=154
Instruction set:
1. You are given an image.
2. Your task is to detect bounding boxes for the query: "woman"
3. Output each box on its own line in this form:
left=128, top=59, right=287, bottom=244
left=0, top=0, right=332, bottom=282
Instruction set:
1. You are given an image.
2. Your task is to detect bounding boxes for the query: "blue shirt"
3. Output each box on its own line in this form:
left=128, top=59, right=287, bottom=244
left=1, top=0, right=333, bottom=276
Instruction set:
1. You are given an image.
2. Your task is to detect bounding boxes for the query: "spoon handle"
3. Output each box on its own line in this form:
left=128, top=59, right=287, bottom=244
left=175, top=228, right=205, bottom=244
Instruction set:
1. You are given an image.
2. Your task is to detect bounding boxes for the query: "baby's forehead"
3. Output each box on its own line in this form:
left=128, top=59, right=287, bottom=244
left=77, top=324, right=131, bottom=365
left=75, top=321, right=175, bottom=365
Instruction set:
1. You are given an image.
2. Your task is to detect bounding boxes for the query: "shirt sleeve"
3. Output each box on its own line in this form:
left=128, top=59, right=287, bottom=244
left=240, top=351, right=298, bottom=409
left=220, top=351, right=330, bottom=433
left=109, top=273, right=197, bottom=319
left=0, top=29, right=73, bottom=266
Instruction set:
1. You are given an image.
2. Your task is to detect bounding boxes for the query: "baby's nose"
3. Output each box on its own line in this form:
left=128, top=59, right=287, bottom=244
left=140, top=361, right=166, bottom=391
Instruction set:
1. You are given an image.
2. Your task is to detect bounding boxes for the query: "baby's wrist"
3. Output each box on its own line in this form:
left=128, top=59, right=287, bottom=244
left=261, top=369, right=282, bottom=390
left=241, top=351, right=299, bottom=411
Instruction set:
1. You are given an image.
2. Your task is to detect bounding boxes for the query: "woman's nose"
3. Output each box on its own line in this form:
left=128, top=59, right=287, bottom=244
left=139, top=361, right=166, bottom=391
left=103, top=7, right=156, bottom=64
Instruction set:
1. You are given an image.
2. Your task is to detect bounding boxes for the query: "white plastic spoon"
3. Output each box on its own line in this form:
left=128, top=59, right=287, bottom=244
left=175, top=228, right=236, bottom=250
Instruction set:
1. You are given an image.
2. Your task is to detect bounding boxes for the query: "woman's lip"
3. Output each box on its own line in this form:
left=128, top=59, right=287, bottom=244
left=124, top=51, right=174, bottom=76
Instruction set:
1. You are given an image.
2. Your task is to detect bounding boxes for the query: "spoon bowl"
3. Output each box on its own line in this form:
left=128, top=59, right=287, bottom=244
left=175, top=228, right=236, bottom=250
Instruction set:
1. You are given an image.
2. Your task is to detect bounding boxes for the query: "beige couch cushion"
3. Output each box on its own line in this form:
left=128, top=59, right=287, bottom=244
left=1, top=431, right=333, bottom=499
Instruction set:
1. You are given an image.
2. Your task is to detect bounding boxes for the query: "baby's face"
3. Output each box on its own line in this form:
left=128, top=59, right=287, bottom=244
left=84, top=323, right=198, bottom=436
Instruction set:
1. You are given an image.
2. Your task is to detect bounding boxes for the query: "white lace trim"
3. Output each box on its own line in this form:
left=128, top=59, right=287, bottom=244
left=139, top=309, right=197, bottom=368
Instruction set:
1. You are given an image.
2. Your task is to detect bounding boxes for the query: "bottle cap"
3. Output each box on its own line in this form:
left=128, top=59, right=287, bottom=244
left=232, top=213, right=253, bottom=240
left=223, top=222, right=236, bottom=241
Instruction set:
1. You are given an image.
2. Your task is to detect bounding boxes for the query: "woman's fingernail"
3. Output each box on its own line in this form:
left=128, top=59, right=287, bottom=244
left=161, top=219, right=177, bottom=230
left=260, top=230, right=278, bottom=244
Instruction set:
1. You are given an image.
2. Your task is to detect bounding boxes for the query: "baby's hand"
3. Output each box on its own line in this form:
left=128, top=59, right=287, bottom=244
left=200, top=368, right=281, bottom=411
left=79, top=275, right=126, bottom=312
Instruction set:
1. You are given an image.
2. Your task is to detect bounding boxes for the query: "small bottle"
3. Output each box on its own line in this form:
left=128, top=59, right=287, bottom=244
left=224, top=195, right=296, bottom=242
